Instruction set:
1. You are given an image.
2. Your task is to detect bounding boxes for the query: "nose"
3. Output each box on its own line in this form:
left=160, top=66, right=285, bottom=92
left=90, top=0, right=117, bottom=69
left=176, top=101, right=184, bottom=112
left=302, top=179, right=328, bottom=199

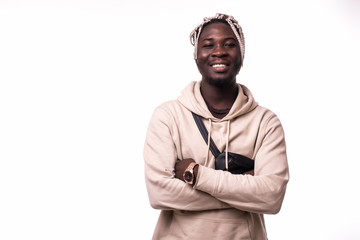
left=211, top=44, right=227, bottom=57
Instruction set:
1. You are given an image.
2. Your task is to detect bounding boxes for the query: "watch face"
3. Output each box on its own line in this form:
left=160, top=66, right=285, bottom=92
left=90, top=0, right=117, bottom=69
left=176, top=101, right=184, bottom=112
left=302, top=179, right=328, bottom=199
left=184, top=171, right=193, bottom=182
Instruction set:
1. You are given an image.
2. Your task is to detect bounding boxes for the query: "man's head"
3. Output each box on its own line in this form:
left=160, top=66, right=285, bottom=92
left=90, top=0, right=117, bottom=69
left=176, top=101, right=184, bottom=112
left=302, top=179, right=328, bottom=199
left=190, top=13, right=245, bottom=66
left=190, top=14, right=244, bottom=87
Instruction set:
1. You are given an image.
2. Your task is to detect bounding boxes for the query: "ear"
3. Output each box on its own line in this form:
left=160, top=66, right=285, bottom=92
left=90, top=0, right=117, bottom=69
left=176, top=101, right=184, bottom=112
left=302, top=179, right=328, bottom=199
left=194, top=58, right=200, bottom=66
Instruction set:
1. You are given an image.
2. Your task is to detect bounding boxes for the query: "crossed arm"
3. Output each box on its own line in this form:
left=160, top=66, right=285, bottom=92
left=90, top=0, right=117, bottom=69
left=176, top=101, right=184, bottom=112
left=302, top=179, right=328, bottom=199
left=144, top=107, right=289, bottom=214
left=174, top=158, right=254, bottom=185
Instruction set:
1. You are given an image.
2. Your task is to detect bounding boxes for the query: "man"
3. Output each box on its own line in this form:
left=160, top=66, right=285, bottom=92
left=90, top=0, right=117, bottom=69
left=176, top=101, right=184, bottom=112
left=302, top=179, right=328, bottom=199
left=144, top=13, right=289, bottom=239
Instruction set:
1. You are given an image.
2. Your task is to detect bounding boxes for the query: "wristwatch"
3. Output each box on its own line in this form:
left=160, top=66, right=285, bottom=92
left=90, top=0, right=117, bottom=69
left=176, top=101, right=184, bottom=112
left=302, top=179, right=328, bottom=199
left=183, top=162, right=199, bottom=185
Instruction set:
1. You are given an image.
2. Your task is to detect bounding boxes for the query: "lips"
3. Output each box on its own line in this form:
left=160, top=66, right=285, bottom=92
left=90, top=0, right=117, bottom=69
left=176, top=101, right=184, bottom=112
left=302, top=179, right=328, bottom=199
left=212, top=63, right=226, bottom=68
left=210, top=62, right=229, bottom=72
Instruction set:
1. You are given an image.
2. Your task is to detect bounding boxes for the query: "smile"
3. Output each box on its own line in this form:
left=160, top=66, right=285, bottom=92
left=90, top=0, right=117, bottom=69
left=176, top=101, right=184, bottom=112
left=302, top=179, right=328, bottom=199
left=210, top=63, right=229, bottom=72
left=211, top=64, right=227, bottom=68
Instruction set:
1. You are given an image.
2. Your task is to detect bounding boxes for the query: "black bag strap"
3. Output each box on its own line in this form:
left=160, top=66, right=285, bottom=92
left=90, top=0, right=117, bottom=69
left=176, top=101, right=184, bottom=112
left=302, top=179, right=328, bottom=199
left=191, top=112, right=221, bottom=158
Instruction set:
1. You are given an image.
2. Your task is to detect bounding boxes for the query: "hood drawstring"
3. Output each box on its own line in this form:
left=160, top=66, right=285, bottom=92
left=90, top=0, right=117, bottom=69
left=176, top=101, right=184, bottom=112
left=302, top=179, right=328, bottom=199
left=205, top=119, right=231, bottom=170
left=225, top=120, right=230, bottom=170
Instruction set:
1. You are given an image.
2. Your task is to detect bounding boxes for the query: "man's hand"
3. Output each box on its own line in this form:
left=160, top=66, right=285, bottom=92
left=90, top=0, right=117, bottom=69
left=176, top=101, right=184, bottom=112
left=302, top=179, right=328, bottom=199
left=175, top=158, right=197, bottom=182
left=243, top=169, right=254, bottom=175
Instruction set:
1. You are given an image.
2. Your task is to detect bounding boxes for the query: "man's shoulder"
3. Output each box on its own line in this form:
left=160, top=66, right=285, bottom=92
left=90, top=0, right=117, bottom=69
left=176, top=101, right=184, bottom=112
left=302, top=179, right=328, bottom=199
left=250, top=104, right=285, bottom=133
left=246, top=103, right=281, bottom=124
left=156, top=99, right=182, bottom=112
left=151, top=99, right=188, bottom=120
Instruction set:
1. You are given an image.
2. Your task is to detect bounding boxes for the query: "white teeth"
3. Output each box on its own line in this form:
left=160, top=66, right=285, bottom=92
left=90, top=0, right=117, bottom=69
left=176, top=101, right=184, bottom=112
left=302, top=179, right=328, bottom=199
left=212, top=64, right=226, bottom=68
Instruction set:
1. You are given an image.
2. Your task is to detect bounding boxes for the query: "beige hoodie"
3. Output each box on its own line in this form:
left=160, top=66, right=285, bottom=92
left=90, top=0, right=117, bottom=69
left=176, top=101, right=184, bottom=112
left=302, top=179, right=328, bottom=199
left=144, top=81, right=289, bottom=240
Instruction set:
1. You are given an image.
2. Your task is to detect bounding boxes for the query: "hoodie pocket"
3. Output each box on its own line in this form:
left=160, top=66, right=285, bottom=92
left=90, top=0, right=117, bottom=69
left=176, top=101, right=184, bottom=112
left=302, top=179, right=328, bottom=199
left=169, top=210, right=251, bottom=240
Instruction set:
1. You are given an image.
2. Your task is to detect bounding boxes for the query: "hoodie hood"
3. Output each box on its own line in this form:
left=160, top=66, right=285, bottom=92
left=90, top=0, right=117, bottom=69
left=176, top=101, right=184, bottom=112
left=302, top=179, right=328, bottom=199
left=178, top=81, right=258, bottom=121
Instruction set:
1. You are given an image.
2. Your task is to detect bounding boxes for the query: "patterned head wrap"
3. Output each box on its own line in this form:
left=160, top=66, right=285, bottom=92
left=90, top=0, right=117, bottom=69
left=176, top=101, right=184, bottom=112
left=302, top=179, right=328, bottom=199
left=190, top=13, right=245, bottom=66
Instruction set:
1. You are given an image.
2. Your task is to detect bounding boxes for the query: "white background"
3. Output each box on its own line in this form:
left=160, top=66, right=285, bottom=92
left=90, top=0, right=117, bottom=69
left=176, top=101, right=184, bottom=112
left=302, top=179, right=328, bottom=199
left=1, top=0, right=360, bottom=239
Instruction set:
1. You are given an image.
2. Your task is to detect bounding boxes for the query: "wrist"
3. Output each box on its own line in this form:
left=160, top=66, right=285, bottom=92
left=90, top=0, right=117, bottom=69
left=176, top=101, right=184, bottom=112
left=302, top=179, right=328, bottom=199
left=183, top=162, right=199, bottom=185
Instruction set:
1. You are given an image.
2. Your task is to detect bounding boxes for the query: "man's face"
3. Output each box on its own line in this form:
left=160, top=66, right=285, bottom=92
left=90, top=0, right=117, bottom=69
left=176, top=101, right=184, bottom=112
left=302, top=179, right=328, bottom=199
left=196, top=22, right=242, bottom=87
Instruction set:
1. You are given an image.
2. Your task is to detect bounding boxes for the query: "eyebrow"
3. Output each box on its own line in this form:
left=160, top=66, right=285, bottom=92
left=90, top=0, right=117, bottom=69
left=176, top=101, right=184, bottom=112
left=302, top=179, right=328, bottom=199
left=201, top=37, right=236, bottom=42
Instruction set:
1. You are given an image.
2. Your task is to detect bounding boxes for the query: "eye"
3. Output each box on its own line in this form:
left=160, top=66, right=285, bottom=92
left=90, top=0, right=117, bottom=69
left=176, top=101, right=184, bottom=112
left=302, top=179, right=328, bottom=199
left=224, top=43, right=236, bottom=47
left=202, top=44, right=213, bottom=48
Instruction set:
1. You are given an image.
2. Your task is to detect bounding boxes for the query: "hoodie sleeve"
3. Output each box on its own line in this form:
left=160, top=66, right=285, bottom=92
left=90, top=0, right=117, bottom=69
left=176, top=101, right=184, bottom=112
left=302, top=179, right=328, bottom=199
left=144, top=106, right=230, bottom=211
left=194, top=114, right=289, bottom=214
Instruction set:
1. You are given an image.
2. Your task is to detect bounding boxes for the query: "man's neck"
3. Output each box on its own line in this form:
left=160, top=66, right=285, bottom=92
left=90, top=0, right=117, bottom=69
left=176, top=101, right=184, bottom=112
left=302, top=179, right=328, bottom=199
left=200, top=79, right=238, bottom=110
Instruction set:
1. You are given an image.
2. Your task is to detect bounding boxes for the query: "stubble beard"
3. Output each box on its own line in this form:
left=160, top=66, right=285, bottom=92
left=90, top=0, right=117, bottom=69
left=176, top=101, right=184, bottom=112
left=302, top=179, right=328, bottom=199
left=204, top=75, right=237, bottom=88
left=199, top=64, right=241, bottom=88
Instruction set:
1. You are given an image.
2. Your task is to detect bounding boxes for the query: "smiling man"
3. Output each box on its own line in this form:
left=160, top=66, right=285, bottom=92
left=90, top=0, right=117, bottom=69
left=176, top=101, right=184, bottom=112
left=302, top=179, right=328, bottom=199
left=144, top=13, right=289, bottom=240
left=196, top=22, right=242, bottom=87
